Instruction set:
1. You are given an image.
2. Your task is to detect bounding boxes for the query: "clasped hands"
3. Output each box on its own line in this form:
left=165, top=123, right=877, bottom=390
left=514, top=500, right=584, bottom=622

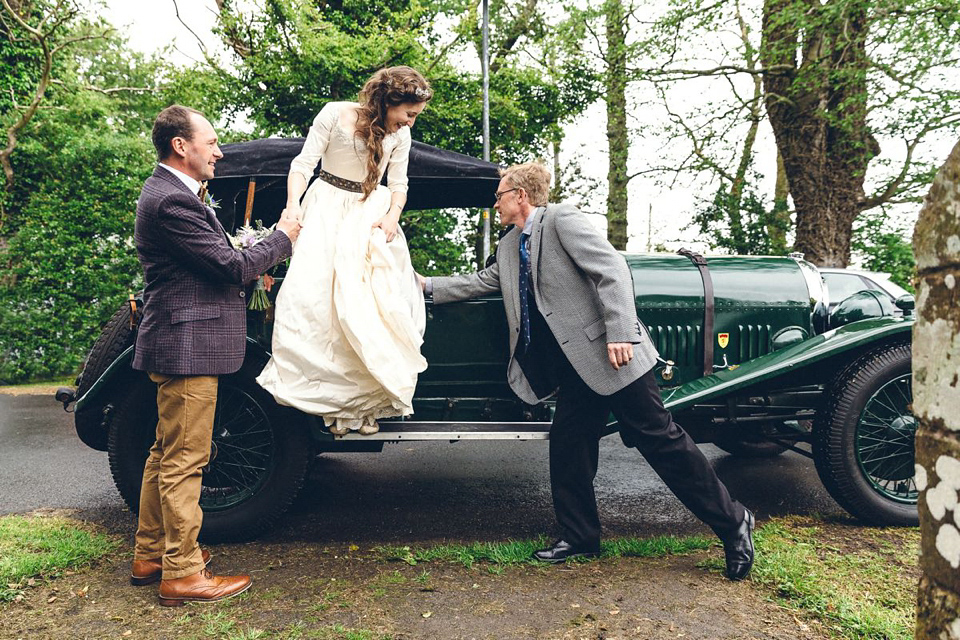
left=277, top=204, right=302, bottom=243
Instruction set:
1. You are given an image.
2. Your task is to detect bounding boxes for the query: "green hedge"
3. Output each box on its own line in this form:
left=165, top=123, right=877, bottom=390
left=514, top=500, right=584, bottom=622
left=0, top=134, right=150, bottom=383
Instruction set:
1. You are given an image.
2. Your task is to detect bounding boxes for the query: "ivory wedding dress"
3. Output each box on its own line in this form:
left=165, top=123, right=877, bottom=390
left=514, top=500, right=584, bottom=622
left=257, top=102, right=427, bottom=432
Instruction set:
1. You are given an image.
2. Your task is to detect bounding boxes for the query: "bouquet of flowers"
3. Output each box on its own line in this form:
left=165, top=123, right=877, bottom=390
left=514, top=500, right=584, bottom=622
left=229, top=220, right=275, bottom=311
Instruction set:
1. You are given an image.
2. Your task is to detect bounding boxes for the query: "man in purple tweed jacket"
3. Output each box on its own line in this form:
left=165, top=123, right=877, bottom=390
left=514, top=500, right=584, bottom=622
left=130, top=105, right=300, bottom=607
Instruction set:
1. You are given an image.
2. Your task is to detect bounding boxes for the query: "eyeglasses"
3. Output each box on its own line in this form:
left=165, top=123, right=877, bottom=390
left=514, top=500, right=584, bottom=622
left=494, top=188, right=519, bottom=202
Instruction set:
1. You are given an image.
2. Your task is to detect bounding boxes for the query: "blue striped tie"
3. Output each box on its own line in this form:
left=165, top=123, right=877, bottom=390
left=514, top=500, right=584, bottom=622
left=519, top=232, right=532, bottom=349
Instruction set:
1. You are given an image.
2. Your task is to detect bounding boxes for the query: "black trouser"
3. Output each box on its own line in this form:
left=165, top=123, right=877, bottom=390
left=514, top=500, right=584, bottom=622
left=549, top=358, right=744, bottom=548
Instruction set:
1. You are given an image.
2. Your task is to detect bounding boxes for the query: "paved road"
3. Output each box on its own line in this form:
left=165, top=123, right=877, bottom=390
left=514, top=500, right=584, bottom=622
left=0, top=392, right=846, bottom=543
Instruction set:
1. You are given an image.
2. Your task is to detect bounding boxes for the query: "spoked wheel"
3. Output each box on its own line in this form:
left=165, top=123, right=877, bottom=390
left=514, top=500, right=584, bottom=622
left=107, top=368, right=312, bottom=542
left=853, top=373, right=916, bottom=504
left=813, top=342, right=918, bottom=525
left=200, top=380, right=282, bottom=514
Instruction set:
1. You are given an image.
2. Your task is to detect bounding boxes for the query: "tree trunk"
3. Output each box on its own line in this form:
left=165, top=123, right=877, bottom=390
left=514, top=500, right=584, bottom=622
left=760, top=0, right=878, bottom=267
left=913, top=138, right=960, bottom=639
left=725, top=2, right=764, bottom=254
left=769, top=150, right=790, bottom=253
left=473, top=210, right=487, bottom=270
left=551, top=137, right=563, bottom=202
left=605, top=0, right=628, bottom=250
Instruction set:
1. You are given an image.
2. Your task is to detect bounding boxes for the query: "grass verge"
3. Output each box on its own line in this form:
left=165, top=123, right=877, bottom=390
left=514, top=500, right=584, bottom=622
left=0, top=513, right=118, bottom=602
left=377, top=518, right=917, bottom=639
left=174, top=611, right=391, bottom=640
left=0, top=376, right=75, bottom=395
left=374, top=533, right=713, bottom=568
left=701, top=516, right=918, bottom=640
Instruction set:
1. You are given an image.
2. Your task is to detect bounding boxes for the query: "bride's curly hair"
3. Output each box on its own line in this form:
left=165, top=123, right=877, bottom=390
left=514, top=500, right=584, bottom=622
left=355, top=66, right=433, bottom=200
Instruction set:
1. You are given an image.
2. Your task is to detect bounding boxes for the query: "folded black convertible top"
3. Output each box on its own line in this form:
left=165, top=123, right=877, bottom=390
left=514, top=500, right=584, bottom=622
left=214, top=138, right=501, bottom=210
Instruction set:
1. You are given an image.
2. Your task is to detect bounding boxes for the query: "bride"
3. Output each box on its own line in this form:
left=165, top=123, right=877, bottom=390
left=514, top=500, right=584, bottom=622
left=257, top=66, right=431, bottom=435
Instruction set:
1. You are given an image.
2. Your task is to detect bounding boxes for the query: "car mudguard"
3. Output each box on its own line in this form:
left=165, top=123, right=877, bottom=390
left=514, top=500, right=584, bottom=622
left=659, top=316, right=913, bottom=413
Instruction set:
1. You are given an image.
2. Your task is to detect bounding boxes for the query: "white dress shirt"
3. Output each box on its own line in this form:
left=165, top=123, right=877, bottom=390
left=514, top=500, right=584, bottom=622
left=158, top=163, right=202, bottom=196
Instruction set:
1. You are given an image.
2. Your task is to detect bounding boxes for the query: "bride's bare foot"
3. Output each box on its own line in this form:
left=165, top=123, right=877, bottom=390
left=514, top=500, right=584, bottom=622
left=358, top=421, right=379, bottom=435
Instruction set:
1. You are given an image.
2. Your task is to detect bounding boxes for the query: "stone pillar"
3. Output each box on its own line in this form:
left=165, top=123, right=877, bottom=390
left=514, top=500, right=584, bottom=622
left=914, top=139, right=960, bottom=639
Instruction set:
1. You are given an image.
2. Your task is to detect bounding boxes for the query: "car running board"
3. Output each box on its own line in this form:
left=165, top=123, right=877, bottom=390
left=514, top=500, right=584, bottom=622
left=330, top=421, right=555, bottom=441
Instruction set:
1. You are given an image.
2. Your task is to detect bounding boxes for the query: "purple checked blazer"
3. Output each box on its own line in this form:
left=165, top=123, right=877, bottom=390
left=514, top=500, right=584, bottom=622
left=133, top=166, right=292, bottom=376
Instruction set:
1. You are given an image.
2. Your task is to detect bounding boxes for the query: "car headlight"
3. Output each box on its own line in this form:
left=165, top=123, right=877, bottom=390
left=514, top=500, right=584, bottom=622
left=793, top=256, right=829, bottom=334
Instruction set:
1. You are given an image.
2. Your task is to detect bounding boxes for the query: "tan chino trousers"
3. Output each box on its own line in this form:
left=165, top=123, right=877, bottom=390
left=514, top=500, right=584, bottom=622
left=134, top=373, right=219, bottom=579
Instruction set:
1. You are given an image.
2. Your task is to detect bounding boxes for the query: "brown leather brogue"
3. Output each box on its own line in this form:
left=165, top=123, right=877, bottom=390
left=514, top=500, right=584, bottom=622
left=130, top=549, right=212, bottom=586
left=158, top=569, right=251, bottom=607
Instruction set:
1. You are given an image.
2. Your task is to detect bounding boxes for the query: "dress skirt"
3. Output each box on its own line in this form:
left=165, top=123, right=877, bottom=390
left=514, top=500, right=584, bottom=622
left=257, top=179, right=427, bottom=430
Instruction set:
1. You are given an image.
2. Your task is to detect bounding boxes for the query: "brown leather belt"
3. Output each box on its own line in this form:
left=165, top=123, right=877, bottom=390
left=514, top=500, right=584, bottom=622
left=318, top=169, right=363, bottom=193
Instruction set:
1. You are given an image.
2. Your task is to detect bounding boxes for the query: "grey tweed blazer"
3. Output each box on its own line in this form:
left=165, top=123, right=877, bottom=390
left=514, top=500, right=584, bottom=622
left=133, top=166, right=292, bottom=376
left=432, top=203, right=659, bottom=404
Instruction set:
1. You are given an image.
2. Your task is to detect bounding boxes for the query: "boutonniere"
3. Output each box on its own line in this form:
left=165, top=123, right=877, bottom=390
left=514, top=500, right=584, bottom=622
left=198, top=181, right=219, bottom=210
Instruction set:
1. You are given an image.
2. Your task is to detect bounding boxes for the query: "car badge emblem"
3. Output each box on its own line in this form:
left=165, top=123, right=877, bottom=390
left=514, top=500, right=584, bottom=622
left=717, top=333, right=729, bottom=349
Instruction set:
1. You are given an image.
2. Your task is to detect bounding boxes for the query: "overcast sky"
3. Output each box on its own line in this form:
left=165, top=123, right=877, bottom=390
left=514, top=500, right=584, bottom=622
left=103, top=0, right=223, bottom=66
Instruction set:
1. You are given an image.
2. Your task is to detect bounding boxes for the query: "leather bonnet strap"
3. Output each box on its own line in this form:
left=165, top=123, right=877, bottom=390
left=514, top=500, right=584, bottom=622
left=677, top=248, right=715, bottom=377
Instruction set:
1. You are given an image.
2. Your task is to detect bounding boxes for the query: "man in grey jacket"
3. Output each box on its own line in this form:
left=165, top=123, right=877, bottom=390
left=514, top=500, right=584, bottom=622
left=422, top=162, right=754, bottom=580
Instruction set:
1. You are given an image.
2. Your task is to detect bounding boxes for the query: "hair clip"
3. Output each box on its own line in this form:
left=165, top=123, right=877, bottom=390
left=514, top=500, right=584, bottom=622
left=414, top=87, right=431, bottom=99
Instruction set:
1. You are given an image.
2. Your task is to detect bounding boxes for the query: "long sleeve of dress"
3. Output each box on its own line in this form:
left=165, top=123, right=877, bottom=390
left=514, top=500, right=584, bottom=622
left=386, top=127, right=411, bottom=194
left=289, top=103, right=337, bottom=180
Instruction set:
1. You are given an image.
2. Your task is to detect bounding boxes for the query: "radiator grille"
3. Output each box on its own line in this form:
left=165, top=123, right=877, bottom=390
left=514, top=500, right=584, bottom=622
left=648, top=325, right=702, bottom=366
left=738, top=324, right=772, bottom=361
left=648, top=323, right=773, bottom=366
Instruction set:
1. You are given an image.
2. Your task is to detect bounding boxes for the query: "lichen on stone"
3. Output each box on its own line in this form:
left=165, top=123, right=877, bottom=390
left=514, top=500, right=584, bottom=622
left=913, top=318, right=960, bottom=428
left=927, top=481, right=957, bottom=521
left=936, top=523, right=960, bottom=568
left=917, top=463, right=929, bottom=491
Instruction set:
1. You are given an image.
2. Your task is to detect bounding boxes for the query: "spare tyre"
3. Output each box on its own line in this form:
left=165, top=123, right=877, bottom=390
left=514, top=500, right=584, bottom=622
left=74, top=297, right=141, bottom=451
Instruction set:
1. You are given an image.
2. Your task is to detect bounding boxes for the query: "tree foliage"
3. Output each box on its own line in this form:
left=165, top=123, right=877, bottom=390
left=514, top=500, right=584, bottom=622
left=5, top=0, right=951, bottom=384
left=0, top=15, right=232, bottom=382
left=211, top=0, right=594, bottom=158
left=0, top=0, right=119, bottom=199
left=551, top=0, right=636, bottom=248
left=851, top=209, right=915, bottom=291
left=0, top=0, right=600, bottom=380
left=635, top=0, right=960, bottom=265
left=689, top=183, right=790, bottom=255
left=0, top=132, right=148, bottom=382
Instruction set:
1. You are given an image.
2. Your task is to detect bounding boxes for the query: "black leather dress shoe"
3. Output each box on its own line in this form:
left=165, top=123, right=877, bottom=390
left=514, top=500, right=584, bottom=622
left=533, top=539, right=601, bottom=564
left=722, top=508, right=755, bottom=581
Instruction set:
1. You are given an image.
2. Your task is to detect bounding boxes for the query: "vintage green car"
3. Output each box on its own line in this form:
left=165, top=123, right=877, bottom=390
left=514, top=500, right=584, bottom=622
left=57, top=138, right=917, bottom=541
